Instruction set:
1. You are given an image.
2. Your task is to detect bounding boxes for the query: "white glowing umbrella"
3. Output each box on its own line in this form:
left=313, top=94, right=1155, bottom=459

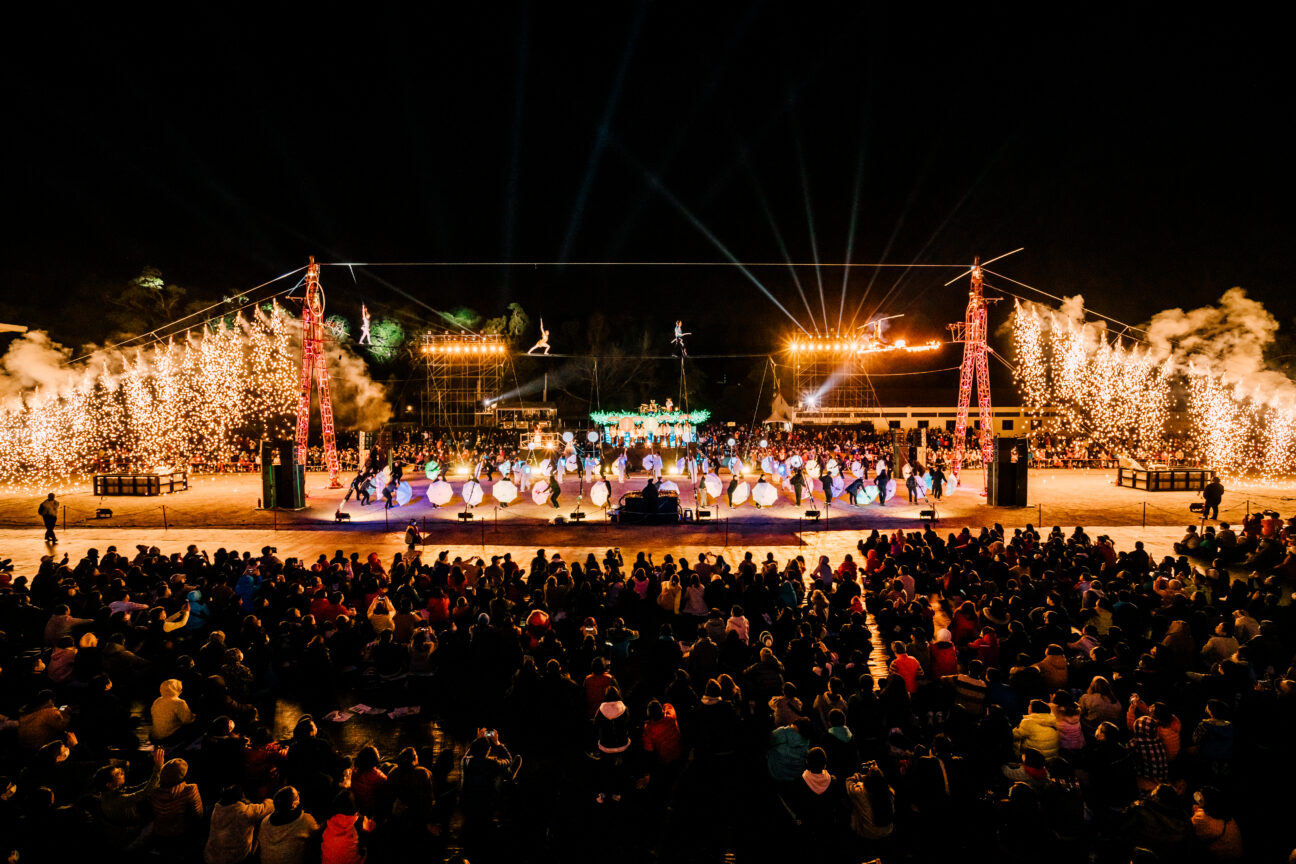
left=587, top=430, right=600, bottom=443
left=674, top=457, right=686, bottom=474
left=731, top=481, right=750, bottom=505
left=729, top=456, right=743, bottom=474
left=531, top=480, right=551, bottom=505
left=806, top=459, right=821, bottom=478
left=538, top=458, right=552, bottom=475
left=752, top=481, right=778, bottom=507
left=826, top=458, right=839, bottom=476
left=830, top=476, right=845, bottom=499
left=902, top=463, right=912, bottom=478
left=850, top=460, right=863, bottom=479
left=424, top=460, right=441, bottom=480
left=913, top=475, right=928, bottom=496
left=760, top=456, right=773, bottom=473
left=884, top=479, right=897, bottom=502
left=565, top=454, right=578, bottom=471
left=562, top=431, right=574, bottom=443
left=856, top=484, right=878, bottom=505
left=427, top=480, right=454, bottom=506
left=498, top=459, right=512, bottom=476
left=590, top=481, right=610, bottom=507
left=461, top=480, right=484, bottom=507
left=659, top=480, right=679, bottom=494
left=493, top=479, right=518, bottom=505
left=704, top=473, right=722, bottom=497
left=788, top=454, right=803, bottom=469
left=395, top=481, right=413, bottom=507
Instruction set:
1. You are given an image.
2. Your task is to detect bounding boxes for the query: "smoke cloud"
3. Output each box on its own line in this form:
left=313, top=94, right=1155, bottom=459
left=1144, top=287, right=1296, bottom=411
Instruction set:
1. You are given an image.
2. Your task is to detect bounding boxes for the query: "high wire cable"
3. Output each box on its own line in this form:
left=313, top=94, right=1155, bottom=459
left=69, top=265, right=308, bottom=363
left=321, top=261, right=966, bottom=268
left=984, top=267, right=1149, bottom=335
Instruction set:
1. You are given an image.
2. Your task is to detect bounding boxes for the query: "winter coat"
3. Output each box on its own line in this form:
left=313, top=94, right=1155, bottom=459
left=204, top=798, right=275, bottom=864
left=321, top=813, right=367, bottom=864
left=259, top=810, right=320, bottom=864
left=595, top=700, right=632, bottom=754
left=766, top=725, right=809, bottom=782
left=150, top=679, right=196, bottom=740
left=1013, top=711, right=1060, bottom=760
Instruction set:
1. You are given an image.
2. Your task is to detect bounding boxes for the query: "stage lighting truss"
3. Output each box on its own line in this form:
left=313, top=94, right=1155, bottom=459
left=421, top=333, right=509, bottom=428
left=786, top=335, right=941, bottom=355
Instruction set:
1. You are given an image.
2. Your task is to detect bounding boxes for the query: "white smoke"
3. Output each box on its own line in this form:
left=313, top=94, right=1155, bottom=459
left=1144, top=287, right=1296, bottom=411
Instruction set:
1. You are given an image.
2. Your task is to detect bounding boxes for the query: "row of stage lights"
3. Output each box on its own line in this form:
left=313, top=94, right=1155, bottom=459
left=421, top=342, right=508, bottom=355
left=787, top=336, right=942, bottom=354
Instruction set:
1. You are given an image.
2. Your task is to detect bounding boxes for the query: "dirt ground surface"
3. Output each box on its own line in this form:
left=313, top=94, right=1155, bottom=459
left=3, top=468, right=1292, bottom=573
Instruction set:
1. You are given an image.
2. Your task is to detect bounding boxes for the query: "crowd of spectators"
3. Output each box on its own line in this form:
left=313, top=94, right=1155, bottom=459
left=2, top=518, right=1294, bottom=862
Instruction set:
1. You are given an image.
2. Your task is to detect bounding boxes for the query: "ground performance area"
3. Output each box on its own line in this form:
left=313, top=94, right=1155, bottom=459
left=2, top=466, right=1295, bottom=863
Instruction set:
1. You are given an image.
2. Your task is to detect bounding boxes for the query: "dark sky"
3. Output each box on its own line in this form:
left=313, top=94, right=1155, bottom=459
left=3, top=3, right=1292, bottom=365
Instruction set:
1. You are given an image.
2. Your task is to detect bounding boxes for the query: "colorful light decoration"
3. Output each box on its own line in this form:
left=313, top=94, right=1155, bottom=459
left=787, top=335, right=941, bottom=354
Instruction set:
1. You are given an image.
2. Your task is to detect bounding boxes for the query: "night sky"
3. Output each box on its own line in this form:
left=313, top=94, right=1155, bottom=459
left=3, top=4, right=1292, bottom=392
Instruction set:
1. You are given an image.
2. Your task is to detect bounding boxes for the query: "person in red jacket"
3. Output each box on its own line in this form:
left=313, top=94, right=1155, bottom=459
left=889, top=642, right=923, bottom=693
left=929, top=629, right=959, bottom=678
left=642, top=700, right=682, bottom=767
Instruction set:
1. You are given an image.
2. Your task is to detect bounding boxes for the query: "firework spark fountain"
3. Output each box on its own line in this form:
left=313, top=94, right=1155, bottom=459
left=0, top=303, right=302, bottom=489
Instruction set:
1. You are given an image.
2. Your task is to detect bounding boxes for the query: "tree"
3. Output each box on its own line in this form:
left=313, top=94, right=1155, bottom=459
left=109, top=266, right=187, bottom=335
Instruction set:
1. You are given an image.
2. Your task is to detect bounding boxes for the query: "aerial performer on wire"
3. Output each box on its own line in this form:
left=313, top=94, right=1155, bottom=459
left=672, top=320, right=691, bottom=357
left=358, top=303, right=372, bottom=345
left=528, top=319, right=551, bottom=355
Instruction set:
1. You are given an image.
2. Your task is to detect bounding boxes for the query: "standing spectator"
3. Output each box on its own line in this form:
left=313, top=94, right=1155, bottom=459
left=204, top=785, right=274, bottom=864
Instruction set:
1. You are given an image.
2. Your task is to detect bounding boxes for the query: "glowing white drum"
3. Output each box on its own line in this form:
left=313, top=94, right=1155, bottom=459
left=461, top=480, right=484, bottom=507
left=731, top=481, right=750, bottom=505
left=659, top=480, right=679, bottom=493
left=427, top=480, right=453, bottom=506
left=752, top=481, right=778, bottom=507
left=492, top=480, right=518, bottom=505
left=704, top=473, right=722, bottom=498
left=395, top=481, right=412, bottom=507
left=590, top=482, right=610, bottom=507
left=531, top=481, right=551, bottom=506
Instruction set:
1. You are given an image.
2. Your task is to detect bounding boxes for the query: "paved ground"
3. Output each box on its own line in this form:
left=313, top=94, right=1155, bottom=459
left=4, top=467, right=1291, bottom=572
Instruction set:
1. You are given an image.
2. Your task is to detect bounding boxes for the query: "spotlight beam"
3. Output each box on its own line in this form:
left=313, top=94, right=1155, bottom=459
left=838, top=139, right=867, bottom=332
left=556, top=0, right=647, bottom=266
left=744, top=153, right=821, bottom=333
left=792, top=119, right=829, bottom=335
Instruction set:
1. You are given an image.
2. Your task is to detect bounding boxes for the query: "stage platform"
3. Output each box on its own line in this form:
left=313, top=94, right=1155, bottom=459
left=1116, top=465, right=1212, bottom=492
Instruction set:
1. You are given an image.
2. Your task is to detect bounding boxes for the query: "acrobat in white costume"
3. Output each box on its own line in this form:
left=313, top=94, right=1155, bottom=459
left=358, top=304, right=372, bottom=345
left=672, top=320, right=691, bottom=356
left=648, top=452, right=662, bottom=481
left=527, top=319, right=551, bottom=355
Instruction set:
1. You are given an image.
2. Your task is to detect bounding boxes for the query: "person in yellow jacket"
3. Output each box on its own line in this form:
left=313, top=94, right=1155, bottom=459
left=1012, top=699, right=1060, bottom=760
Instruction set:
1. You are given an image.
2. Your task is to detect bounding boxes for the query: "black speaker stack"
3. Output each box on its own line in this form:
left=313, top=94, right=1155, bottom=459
left=986, top=437, right=1029, bottom=506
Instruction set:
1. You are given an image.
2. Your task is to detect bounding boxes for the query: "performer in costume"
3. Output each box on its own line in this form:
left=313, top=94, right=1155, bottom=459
left=527, top=319, right=551, bottom=355
left=547, top=472, right=561, bottom=509
left=358, top=303, right=372, bottom=345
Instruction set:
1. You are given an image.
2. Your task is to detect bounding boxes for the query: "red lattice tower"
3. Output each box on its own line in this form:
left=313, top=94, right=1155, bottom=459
left=948, top=257, right=998, bottom=486
left=294, top=257, right=342, bottom=488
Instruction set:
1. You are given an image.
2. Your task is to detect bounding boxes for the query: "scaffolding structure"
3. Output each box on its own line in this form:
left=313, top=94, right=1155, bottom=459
left=948, top=257, right=998, bottom=484
left=421, top=333, right=508, bottom=428
left=293, top=257, right=341, bottom=487
left=790, top=339, right=882, bottom=416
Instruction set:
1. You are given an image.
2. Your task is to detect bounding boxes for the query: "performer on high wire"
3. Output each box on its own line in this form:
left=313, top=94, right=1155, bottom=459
left=672, top=320, right=691, bottom=357
left=358, top=304, right=372, bottom=345
left=527, top=319, right=551, bottom=355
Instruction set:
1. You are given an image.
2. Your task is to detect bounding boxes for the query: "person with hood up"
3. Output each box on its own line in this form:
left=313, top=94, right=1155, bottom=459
left=259, top=786, right=320, bottom=864
left=594, top=685, right=632, bottom=803
left=320, top=792, right=374, bottom=864
left=766, top=716, right=812, bottom=783
left=929, top=629, right=959, bottom=678
left=1012, top=699, right=1060, bottom=760
left=204, top=784, right=274, bottom=864
left=185, top=589, right=211, bottom=631
left=151, top=678, right=197, bottom=743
